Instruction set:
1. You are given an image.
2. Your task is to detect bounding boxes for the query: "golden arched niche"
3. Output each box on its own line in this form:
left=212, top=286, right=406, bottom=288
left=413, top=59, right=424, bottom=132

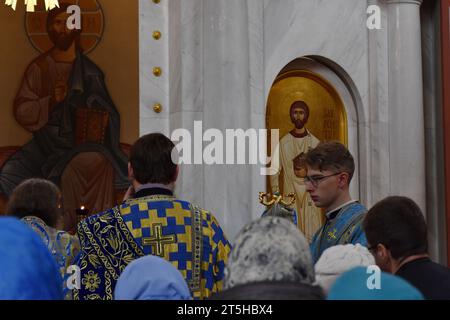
left=266, top=68, right=349, bottom=240
left=266, top=70, right=348, bottom=147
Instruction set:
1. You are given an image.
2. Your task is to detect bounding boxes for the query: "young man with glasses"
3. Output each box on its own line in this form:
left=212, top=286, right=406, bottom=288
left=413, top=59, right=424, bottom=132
left=305, top=142, right=367, bottom=263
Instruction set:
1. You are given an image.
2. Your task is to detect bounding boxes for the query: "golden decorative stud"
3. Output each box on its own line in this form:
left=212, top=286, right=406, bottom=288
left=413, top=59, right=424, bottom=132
left=153, top=67, right=162, bottom=77
left=153, top=103, right=162, bottom=113
left=153, top=30, right=162, bottom=40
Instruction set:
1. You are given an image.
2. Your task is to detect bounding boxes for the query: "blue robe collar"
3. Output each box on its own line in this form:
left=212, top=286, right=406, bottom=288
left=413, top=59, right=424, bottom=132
left=133, top=186, right=174, bottom=199
left=325, top=200, right=358, bottom=220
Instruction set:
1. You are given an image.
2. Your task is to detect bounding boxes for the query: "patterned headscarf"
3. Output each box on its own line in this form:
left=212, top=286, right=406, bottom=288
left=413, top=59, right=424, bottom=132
left=21, top=217, right=80, bottom=277
left=21, top=216, right=80, bottom=299
left=224, top=216, right=314, bottom=289
left=0, top=217, right=63, bottom=300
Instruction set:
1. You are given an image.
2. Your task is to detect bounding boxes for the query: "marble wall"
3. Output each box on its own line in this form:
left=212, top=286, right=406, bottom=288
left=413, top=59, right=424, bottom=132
left=421, top=0, right=447, bottom=263
left=138, top=0, right=442, bottom=260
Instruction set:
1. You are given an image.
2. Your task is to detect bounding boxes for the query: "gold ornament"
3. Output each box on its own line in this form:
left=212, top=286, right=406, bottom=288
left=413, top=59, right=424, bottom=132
left=5, top=0, right=60, bottom=12
left=153, top=103, right=162, bottom=113
left=153, top=67, right=162, bottom=77
left=153, top=30, right=162, bottom=40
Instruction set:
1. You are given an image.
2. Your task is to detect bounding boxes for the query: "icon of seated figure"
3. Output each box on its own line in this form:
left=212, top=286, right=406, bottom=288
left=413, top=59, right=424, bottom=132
left=0, top=4, right=129, bottom=231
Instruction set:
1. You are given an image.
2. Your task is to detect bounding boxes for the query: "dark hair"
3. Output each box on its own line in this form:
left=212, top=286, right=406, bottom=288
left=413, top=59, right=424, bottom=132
left=305, top=141, right=355, bottom=183
left=293, top=152, right=307, bottom=169
left=290, top=101, right=310, bottom=120
left=363, top=196, right=428, bottom=260
left=6, top=179, right=62, bottom=228
left=130, top=133, right=177, bottom=185
left=46, top=3, right=82, bottom=49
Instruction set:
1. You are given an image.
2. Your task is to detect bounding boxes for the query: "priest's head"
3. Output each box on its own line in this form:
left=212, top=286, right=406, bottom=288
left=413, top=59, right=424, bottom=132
left=6, top=179, right=64, bottom=229
left=47, top=3, right=82, bottom=51
left=290, top=101, right=310, bottom=130
left=304, top=142, right=355, bottom=212
left=129, top=133, right=179, bottom=190
left=363, top=196, right=428, bottom=274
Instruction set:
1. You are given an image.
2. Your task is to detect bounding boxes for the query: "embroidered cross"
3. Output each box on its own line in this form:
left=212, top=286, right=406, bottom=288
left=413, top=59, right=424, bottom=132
left=142, top=224, right=176, bottom=257
left=327, top=228, right=338, bottom=240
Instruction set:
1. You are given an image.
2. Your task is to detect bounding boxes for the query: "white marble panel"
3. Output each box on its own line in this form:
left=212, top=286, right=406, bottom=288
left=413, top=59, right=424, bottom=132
left=139, top=0, right=170, bottom=130
left=137, top=0, right=429, bottom=245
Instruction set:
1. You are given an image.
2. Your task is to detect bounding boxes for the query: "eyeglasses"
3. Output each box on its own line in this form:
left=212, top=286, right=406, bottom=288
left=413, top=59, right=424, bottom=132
left=304, top=172, right=342, bottom=188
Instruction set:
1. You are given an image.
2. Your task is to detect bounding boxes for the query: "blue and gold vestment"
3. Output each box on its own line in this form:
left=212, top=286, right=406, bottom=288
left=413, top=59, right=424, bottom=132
left=310, top=201, right=367, bottom=263
left=73, top=189, right=231, bottom=300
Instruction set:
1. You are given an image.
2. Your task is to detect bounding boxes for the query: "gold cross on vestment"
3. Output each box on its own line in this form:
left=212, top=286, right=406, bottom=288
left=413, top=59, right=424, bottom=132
left=327, top=228, right=338, bottom=240
left=142, top=224, right=176, bottom=257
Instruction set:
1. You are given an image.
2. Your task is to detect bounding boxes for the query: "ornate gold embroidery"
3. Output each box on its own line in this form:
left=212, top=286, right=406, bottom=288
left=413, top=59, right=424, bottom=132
left=105, top=269, right=113, bottom=300
left=74, top=207, right=146, bottom=300
left=124, top=195, right=176, bottom=206
left=88, top=253, right=101, bottom=269
left=189, top=205, right=203, bottom=294
left=327, top=228, right=338, bottom=240
left=82, top=271, right=101, bottom=292
left=113, top=206, right=145, bottom=257
left=79, top=216, right=120, bottom=280
left=142, top=223, right=176, bottom=257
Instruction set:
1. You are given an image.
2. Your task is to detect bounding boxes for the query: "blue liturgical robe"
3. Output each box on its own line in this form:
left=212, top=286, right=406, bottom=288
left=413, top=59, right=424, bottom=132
left=310, top=201, right=367, bottom=263
left=73, top=188, right=231, bottom=300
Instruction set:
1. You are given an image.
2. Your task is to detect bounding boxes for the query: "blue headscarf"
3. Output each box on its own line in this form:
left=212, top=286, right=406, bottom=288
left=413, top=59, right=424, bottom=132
left=327, top=266, right=424, bottom=300
left=0, top=218, right=63, bottom=300
left=114, top=255, right=192, bottom=300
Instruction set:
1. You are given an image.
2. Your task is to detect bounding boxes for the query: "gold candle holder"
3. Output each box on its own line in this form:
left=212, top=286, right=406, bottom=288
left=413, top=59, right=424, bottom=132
left=259, top=192, right=296, bottom=207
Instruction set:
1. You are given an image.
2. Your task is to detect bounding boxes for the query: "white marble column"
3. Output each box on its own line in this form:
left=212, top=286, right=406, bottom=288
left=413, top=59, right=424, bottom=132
left=139, top=0, right=170, bottom=135
left=421, top=0, right=447, bottom=263
left=386, top=0, right=426, bottom=213
left=167, top=0, right=206, bottom=219
left=202, top=0, right=254, bottom=239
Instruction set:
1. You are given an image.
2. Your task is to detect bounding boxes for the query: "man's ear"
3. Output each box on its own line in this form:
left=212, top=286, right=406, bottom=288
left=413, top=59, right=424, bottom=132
left=172, top=165, right=180, bottom=183
left=128, top=162, right=134, bottom=180
left=377, top=244, right=390, bottom=260
left=338, top=172, right=350, bottom=188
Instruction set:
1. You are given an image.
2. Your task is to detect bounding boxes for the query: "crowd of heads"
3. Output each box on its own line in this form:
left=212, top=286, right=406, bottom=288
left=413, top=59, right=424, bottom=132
left=0, top=131, right=444, bottom=301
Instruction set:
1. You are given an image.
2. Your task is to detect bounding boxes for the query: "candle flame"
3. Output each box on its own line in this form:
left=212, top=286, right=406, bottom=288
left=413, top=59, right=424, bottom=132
left=80, top=206, right=85, bottom=210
